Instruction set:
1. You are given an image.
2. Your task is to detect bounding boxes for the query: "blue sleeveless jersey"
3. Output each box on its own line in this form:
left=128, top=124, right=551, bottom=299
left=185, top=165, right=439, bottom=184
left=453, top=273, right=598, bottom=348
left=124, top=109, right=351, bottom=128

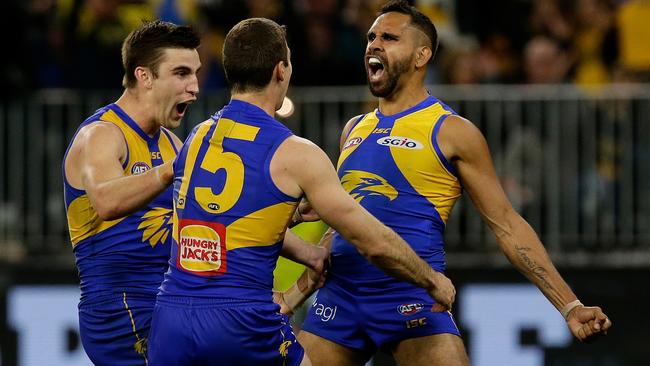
left=331, top=95, right=461, bottom=285
left=63, top=104, right=177, bottom=303
left=159, top=99, right=299, bottom=302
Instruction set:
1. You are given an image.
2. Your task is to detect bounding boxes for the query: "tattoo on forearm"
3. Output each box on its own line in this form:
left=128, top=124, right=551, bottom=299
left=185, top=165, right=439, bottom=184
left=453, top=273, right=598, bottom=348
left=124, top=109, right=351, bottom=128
left=515, top=245, right=552, bottom=290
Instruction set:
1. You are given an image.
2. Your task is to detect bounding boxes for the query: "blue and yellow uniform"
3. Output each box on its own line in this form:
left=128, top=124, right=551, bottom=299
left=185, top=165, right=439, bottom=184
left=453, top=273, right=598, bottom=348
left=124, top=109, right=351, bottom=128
left=303, top=95, right=462, bottom=352
left=63, top=104, right=178, bottom=365
left=148, top=100, right=304, bottom=366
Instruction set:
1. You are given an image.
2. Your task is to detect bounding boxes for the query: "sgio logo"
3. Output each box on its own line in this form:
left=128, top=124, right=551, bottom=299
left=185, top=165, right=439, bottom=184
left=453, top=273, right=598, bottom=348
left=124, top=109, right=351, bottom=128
left=376, top=136, right=423, bottom=149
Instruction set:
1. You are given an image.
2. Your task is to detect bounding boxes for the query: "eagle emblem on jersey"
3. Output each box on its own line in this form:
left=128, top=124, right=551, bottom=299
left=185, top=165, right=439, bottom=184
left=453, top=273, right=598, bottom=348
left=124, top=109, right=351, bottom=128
left=138, top=207, right=172, bottom=248
left=340, top=170, right=398, bottom=203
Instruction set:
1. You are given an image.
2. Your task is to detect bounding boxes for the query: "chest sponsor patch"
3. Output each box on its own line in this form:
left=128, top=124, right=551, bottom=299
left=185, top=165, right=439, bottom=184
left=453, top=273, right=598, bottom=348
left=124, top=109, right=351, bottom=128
left=376, top=136, right=424, bottom=150
left=177, top=219, right=227, bottom=276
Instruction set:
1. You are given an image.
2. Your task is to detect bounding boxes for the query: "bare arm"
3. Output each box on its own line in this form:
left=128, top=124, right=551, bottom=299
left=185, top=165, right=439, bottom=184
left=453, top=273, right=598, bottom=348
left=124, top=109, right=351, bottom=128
left=278, top=228, right=335, bottom=313
left=274, top=137, right=454, bottom=309
left=280, top=229, right=328, bottom=273
left=440, top=115, right=611, bottom=340
left=72, top=122, right=174, bottom=220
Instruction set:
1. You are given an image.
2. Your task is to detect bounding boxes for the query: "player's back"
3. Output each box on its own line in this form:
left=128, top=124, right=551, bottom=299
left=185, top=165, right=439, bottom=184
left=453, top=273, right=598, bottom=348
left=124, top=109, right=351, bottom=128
left=331, top=95, right=462, bottom=288
left=159, top=99, right=300, bottom=303
left=63, top=103, right=177, bottom=302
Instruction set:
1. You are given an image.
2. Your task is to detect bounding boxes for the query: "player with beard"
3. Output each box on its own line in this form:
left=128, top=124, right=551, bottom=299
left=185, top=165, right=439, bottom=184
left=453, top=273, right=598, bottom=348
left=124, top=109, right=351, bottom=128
left=298, top=1, right=612, bottom=365
left=148, top=17, right=457, bottom=366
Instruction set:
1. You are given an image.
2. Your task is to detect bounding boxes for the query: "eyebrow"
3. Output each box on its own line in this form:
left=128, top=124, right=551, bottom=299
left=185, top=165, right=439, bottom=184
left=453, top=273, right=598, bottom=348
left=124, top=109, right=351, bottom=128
left=367, top=31, right=400, bottom=39
left=171, top=66, right=192, bottom=73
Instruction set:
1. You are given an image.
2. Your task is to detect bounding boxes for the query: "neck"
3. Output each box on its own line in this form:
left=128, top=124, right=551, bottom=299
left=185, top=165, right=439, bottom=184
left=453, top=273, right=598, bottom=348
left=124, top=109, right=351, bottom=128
left=114, top=89, right=160, bottom=136
left=230, top=89, right=279, bottom=117
left=377, top=73, right=429, bottom=116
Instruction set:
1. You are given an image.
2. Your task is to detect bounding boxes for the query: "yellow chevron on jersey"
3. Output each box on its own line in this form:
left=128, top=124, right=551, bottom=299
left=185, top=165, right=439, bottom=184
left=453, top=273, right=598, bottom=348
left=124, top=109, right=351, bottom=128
left=226, top=201, right=296, bottom=250
left=67, top=195, right=125, bottom=245
left=390, top=103, right=461, bottom=223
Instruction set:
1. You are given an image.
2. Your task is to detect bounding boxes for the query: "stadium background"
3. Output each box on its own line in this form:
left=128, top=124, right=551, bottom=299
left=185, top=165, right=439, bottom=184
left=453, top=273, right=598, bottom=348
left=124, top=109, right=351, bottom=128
left=1, top=0, right=649, bottom=365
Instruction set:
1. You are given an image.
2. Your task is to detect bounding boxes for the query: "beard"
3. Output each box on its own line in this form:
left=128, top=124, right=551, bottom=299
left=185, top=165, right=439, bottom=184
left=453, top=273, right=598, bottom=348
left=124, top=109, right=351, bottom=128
left=367, top=53, right=413, bottom=98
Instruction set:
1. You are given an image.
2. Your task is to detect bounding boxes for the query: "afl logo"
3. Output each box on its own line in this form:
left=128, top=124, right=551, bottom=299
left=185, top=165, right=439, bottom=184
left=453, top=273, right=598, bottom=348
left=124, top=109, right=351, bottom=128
left=376, top=136, right=423, bottom=150
left=207, top=203, right=220, bottom=211
left=343, top=136, right=363, bottom=150
left=131, top=162, right=151, bottom=175
left=397, top=303, right=424, bottom=315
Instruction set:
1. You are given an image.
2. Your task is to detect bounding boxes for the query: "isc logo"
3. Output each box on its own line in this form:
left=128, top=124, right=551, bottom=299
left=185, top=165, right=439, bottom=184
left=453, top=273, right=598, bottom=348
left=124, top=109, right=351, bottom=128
left=376, top=136, right=423, bottom=149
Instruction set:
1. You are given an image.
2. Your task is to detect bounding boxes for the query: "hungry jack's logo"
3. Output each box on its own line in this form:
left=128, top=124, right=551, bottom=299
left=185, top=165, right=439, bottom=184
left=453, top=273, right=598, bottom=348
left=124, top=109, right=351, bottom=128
left=340, top=170, right=398, bottom=203
left=177, top=219, right=227, bottom=276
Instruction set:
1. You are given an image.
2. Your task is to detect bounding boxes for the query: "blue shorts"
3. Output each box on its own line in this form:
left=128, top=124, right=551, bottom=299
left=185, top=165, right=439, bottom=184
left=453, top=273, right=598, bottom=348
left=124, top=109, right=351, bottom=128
left=148, top=296, right=305, bottom=366
left=301, top=279, right=460, bottom=353
left=78, top=293, right=153, bottom=366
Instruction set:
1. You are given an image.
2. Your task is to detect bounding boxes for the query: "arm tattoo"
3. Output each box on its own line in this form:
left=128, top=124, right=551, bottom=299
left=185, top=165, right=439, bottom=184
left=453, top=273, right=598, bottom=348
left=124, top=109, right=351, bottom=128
left=515, top=245, right=552, bottom=290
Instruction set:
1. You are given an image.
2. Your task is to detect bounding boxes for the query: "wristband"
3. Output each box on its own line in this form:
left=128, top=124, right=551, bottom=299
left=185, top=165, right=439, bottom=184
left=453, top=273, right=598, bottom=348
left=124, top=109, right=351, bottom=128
left=561, top=300, right=583, bottom=320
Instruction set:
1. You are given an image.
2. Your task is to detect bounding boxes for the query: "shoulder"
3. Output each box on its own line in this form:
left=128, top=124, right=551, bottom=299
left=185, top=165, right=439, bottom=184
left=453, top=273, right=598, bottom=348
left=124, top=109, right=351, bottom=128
left=276, top=135, right=331, bottom=169
left=437, top=115, right=487, bottom=161
left=339, top=114, right=367, bottom=149
left=343, top=114, right=366, bottom=136
left=77, top=120, right=125, bottom=147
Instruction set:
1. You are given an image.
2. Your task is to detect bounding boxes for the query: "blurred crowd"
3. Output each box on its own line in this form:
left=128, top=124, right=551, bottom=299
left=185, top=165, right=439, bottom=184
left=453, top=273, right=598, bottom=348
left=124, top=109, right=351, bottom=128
left=1, top=0, right=650, bottom=95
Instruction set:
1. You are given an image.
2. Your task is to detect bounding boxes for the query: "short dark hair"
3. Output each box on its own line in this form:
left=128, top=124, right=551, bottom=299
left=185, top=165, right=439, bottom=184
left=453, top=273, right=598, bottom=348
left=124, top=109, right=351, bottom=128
left=222, top=18, right=288, bottom=93
left=379, top=0, right=439, bottom=61
left=121, top=20, right=200, bottom=88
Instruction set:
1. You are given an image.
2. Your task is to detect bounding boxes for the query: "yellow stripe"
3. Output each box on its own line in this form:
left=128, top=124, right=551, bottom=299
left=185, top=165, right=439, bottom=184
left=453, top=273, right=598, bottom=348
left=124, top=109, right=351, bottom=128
left=158, top=130, right=177, bottom=162
left=177, top=122, right=213, bottom=209
left=122, top=292, right=148, bottom=364
left=66, top=195, right=126, bottom=246
left=226, top=201, right=297, bottom=250
left=390, top=104, right=461, bottom=223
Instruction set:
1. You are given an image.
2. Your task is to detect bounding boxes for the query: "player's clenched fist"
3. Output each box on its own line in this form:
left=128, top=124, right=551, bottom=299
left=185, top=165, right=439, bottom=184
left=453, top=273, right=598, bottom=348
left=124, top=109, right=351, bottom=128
left=567, top=305, right=612, bottom=343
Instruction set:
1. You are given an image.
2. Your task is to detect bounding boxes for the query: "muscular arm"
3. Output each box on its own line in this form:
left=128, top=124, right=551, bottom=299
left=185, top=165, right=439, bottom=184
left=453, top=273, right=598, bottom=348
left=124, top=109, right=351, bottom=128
left=71, top=122, right=174, bottom=220
left=274, top=137, right=454, bottom=308
left=441, top=116, right=577, bottom=310
left=440, top=116, right=611, bottom=341
left=279, top=228, right=334, bottom=313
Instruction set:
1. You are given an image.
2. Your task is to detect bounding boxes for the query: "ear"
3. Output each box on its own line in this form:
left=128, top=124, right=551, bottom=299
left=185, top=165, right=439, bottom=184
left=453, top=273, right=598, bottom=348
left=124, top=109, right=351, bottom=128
left=415, top=46, right=432, bottom=68
left=134, top=66, right=153, bottom=88
left=275, top=60, right=286, bottom=83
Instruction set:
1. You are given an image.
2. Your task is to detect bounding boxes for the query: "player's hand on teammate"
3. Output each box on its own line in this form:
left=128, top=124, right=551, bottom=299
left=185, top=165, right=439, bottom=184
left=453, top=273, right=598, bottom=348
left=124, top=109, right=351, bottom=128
left=307, top=246, right=329, bottom=289
left=292, top=198, right=320, bottom=225
left=428, top=271, right=456, bottom=312
left=566, top=305, right=612, bottom=343
left=272, top=291, right=293, bottom=315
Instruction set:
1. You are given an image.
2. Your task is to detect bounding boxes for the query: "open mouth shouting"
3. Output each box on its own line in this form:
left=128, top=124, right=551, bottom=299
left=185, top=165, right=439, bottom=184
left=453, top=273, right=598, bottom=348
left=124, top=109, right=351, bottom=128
left=367, top=55, right=386, bottom=83
left=174, top=99, right=195, bottom=119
